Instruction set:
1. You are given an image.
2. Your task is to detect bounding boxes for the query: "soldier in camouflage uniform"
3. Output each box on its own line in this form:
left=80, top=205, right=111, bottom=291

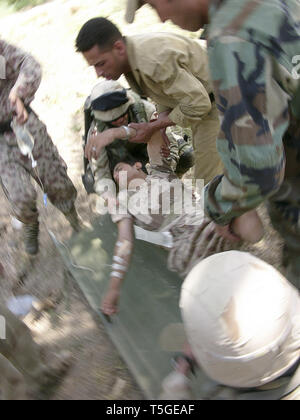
left=0, top=39, right=82, bottom=255
left=83, top=80, right=194, bottom=199
left=87, top=124, right=261, bottom=316
left=126, top=0, right=300, bottom=290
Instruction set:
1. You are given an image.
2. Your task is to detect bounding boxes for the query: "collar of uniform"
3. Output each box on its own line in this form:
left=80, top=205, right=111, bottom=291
left=124, top=37, right=139, bottom=73
left=124, top=36, right=156, bottom=98
left=125, top=36, right=158, bottom=78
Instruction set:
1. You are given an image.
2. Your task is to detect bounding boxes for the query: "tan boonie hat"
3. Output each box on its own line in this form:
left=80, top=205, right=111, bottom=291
left=90, top=80, right=135, bottom=122
left=125, top=0, right=144, bottom=24
left=180, top=251, right=300, bottom=389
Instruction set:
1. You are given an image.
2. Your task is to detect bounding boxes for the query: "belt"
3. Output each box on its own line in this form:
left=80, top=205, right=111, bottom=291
left=0, top=106, right=33, bottom=135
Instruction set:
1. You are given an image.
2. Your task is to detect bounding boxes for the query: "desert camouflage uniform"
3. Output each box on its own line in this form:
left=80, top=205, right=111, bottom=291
left=204, top=0, right=300, bottom=289
left=111, top=133, right=226, bottom=277
left=90, top=92, right=192, bottom=195
left=90, top=93, right=155, bottom=196
left=0, top=39, right=77, bottom=225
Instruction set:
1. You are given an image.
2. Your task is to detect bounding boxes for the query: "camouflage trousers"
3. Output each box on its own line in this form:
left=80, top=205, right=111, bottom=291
left=0, top=112, right=77, bottom=224
left=267, top=177, right=300, bottom=290
left=167, top=212, right=233, bottom=277
left=0, top=304, right=46, bottom=400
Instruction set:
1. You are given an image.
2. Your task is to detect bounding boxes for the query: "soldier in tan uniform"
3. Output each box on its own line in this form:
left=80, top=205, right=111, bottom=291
left=76, top=17, right=222, bottom=187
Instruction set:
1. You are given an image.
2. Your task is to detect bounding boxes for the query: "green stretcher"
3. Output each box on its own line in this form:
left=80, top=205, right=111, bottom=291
left=49, top=214, right=214, bottom=400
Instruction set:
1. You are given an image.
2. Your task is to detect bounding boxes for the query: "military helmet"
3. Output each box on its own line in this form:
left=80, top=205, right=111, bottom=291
left=90, top=80, right=135, bottom=122
left=180, top=251, right=300, bottom=389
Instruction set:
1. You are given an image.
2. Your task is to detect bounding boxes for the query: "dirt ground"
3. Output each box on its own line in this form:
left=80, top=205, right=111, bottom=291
left=0, top=0, right=285, bottom=401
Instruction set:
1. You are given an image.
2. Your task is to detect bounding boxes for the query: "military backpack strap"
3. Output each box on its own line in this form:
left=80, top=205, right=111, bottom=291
left=82, top=96, right=96, bottom=194
left=291, top=82, right=300, bottom=120
left=128, top=92, right=148, bottom=124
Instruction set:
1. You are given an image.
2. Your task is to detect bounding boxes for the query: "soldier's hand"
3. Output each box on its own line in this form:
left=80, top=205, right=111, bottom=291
left=9, top=90, right=28, bottom=125
left=160, top=127, right=171, bottom=147
left=85, top=131, right=113, bottom=161
left=101, top=286, right=120, bottom=316
left=213, top=223, right=241, bottom=242
left=160, top=144, right=171, bottom=158
left=128, top=122, right=155, bottom=143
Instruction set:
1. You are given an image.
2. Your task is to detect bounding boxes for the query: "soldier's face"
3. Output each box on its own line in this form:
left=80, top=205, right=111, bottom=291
left=146, top=0, right=208, bottom=31
left=113, top=162, right=143, bottom=186
left=110, top=114, right=129, bottom=127
left=83, top=42, right=127, bottom=80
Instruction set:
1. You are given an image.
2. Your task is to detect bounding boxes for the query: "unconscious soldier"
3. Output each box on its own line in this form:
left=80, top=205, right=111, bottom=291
left=86, top=125, right=264, bottom=316
left=82, top=80, right=194, bottom=206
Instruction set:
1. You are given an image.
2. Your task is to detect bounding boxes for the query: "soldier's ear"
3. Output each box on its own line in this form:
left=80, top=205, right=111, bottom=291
left=112, top=39, right=127, bottom=57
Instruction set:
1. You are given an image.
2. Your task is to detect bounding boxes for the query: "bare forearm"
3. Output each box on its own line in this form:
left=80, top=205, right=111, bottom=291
left=107, top=126, right=137, bottom=142
left=110, top=219, right=134, bottom=290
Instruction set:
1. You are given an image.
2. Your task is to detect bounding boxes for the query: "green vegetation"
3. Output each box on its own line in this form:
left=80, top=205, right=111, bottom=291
left=1, top=0, right=49, bottom=13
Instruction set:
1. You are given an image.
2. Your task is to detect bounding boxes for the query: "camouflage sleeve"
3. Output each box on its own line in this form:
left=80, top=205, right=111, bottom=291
left=1, top=40, right=42, bottom=104
left=141, top=99, right=157, bottom=121
left=204, top=37, right=287, bottom=225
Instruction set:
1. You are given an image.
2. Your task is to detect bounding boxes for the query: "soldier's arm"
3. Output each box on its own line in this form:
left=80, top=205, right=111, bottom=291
left=204, top=37, right=287, bottom=226
left=2, top=40, right=42, bottom=104
left=157, top=67, right=212, bottom=128
left=101, top=217, right=134, bottom=316
left=131, top=67, right=213, bottom=138
left=85, top=126, right=137, bottom=160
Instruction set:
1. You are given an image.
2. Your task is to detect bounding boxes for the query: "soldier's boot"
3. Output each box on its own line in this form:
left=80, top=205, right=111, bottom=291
left=23, top=222, right=39, bottom=256
left=63, top=206, right=91, bottom=232
left=176, top=137, right=195, bottom=178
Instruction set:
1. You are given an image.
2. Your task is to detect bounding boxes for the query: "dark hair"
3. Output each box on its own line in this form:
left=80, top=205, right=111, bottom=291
left=110, top=156, right=138, bottom=175
left=76, top=17, right=123, bottom=53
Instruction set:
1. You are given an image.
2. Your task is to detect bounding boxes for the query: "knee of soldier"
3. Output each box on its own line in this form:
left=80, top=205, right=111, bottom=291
left=176, top=149, right=195, bottom=177
left=46, top=181, right=77, bottom=204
